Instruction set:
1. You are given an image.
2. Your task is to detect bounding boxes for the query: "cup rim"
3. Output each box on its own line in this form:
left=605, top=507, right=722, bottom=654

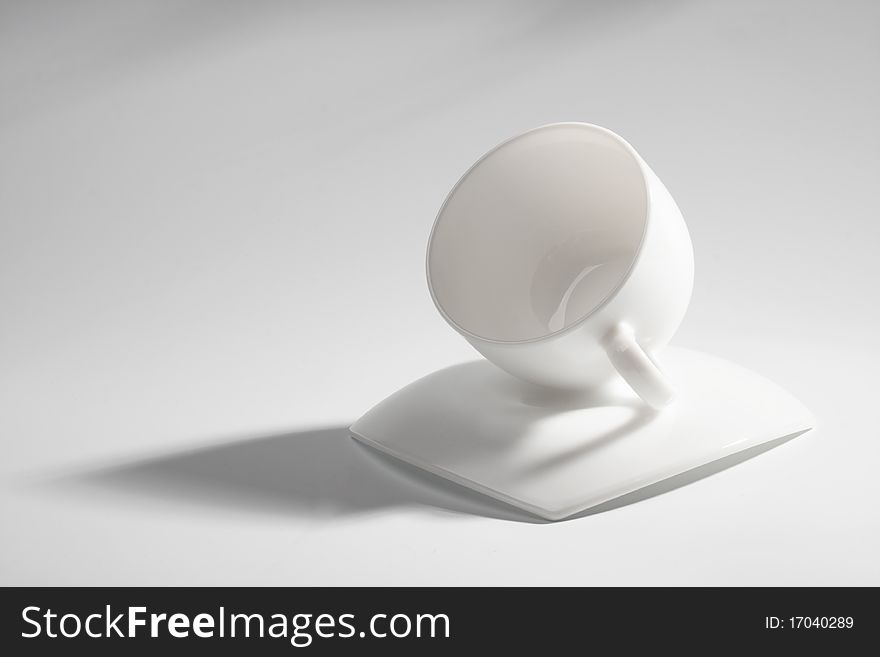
left=425, top=122, right=652, bottom=346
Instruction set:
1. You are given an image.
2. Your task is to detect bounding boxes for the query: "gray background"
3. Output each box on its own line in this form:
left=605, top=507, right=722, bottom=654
left=2, top=0, right=878, bottom=585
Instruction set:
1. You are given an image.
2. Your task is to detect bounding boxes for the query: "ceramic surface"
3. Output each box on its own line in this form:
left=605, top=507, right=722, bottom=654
left=427, top=123, right=694, bottom=408
left=351, top=348, right=813, bottom=520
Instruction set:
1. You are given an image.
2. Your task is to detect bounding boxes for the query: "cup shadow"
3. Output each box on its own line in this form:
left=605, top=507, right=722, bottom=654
left=60, top=425, right=807, bottom=524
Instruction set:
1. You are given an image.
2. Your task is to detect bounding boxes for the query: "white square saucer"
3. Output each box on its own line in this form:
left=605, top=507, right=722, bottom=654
left=350, top=348, right=813, bottom=520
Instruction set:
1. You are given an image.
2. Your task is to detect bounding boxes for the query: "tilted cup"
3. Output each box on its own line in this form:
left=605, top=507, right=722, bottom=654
left=426, top=123, right=694, bottom=409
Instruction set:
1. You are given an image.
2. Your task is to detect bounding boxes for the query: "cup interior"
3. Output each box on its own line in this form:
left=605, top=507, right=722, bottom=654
left=427, top=123, right=648, bottom=343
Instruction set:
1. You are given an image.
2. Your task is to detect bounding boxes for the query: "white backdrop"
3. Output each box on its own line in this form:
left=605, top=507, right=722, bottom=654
left=2, top=0, right=878, bottom=585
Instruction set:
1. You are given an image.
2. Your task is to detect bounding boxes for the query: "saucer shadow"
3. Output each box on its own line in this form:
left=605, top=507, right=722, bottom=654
left=66, top=426, right=806, bottom=524
left=70, top=426, right=541, bottom=523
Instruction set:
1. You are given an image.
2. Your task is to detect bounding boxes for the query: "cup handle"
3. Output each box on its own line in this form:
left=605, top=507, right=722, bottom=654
left=603, top=323, right=675, bottom=410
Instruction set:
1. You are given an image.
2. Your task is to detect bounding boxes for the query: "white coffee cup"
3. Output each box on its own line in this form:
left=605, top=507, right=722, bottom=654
left=426, top=123, right=694, bottom=409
